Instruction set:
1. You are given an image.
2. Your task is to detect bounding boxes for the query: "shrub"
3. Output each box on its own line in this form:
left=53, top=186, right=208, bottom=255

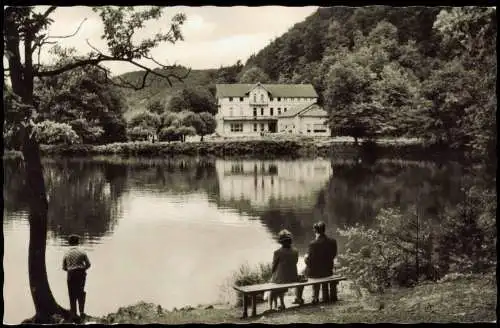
left=34, top=120, right=81, bottom=145
left=127, top=126, right=153, bottom=142
left=338, top=207, right=439, bottom=293
left=228, top=262, right=272, bottom=306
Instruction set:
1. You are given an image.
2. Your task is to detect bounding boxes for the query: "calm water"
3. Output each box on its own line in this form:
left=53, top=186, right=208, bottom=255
left=3, top=155, right=476, bottom=323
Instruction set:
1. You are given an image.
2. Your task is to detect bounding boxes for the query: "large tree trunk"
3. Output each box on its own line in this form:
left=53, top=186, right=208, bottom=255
left=22, top=129, right=70, bottom=323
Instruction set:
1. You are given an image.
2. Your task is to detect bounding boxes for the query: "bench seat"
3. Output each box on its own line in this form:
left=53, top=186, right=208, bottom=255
left=233, top=275, right=346, bottom=318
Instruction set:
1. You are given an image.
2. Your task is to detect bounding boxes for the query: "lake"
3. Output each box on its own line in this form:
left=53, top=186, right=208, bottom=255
left=3, top=155, right=478, bottom=323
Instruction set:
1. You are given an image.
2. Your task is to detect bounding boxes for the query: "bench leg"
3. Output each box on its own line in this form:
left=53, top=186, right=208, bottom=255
left=241, top=294, right=248, bottom=319
left=251, top=294, right=257, bottom=317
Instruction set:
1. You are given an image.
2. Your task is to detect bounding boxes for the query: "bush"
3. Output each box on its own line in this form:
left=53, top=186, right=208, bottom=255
left=34, top=120, right=81, bottom=145
left=228, top=262, right=273, bottom=306
left=127, top=126, right=153, bottom=142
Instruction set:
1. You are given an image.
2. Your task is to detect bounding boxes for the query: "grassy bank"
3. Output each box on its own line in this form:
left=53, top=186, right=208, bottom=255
left=96, top=272, right=496, bottom=324
left=3, top=137, right=454, bottom=160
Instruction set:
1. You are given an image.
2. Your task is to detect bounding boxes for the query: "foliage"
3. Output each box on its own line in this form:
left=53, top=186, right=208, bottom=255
left=129, top=111, right=162, bottom=132
left=128, top=126, right=154, bottom=141
left=34, top=120, right=81, bottom=145
left=146, top=99, right=166, bottom=114
left=167, top=86, right=217, bottom=114
left=158, top=126, right=181, bottom=142
left=69, top=118, right=105, bottom=144
left=238, top=66, right=271, bottom=83
left=338, top=183, right=496, bottom=293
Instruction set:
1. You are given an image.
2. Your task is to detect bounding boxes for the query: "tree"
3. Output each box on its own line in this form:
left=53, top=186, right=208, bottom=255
left=177, top=125, right=196, bottom=142
left=238, top=66, right=271, bottom=83
left=30, top=55, right=129, bottom=145
left=34, top=120, right=81, bottom=145
left=3, top=6, right=187, bottom=322
left=198, top=112, right=217, bottom=141
left=146, top=99, right=166, bottom=114
left=167, top=86, right=217, bottom=114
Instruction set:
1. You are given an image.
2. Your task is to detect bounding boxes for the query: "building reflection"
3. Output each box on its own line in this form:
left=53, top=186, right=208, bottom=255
left=216, top=159, right=333, bottom=210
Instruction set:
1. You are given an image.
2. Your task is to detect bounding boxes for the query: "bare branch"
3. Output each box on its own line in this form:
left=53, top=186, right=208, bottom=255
left=95, top=64, right=152, bottom=91
left=47, top=18, right=87, bottom=39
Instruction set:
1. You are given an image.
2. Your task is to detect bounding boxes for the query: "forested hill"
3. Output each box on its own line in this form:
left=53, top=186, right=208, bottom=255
left=244, top=6, right=444, bottom=98
left=115, top=6, right=495, bottom=159
left=116, top=67, right=218, bottom=119
left=117, top=6, right=444, bottom=117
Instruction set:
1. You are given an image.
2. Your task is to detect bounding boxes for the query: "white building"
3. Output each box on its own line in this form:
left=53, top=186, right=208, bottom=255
left=214, top=82, right=331, bottom=137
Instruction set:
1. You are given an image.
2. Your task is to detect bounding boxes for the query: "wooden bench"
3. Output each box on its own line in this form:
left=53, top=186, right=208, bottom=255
left=233, top=275, right=346, bottom=318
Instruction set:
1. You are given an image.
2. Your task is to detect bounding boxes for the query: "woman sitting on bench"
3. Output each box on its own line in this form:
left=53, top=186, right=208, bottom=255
left=269, top=229, right=300, bottom=311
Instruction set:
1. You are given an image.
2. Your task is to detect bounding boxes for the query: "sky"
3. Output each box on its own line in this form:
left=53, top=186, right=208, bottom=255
left=29, top=6, right=318, bottom=76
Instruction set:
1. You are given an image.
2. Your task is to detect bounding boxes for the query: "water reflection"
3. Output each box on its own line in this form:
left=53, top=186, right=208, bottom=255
left=3, top=155, right=487, bottom=323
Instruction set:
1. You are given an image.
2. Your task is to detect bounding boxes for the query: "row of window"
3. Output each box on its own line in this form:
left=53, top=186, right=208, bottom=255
left=227, top=107, right=288, bottom=117
left=230, top=123, right=269, bottom=132
left=231, top=123, right=327, bottom=133
left=228, top=96, right=313, bottom=102
left=252, top=107, right=287, bottom=117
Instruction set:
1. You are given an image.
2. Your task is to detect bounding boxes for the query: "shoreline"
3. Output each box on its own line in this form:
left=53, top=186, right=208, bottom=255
left=91, top=272, right=495, bottom=324
left=2, top=138, right=466, bottom=162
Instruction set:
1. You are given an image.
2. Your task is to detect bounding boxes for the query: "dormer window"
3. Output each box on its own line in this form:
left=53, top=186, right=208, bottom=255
left=240, top=97, right=244, bottom=101
left=277, top=97, right=281, bottom=101
left=269, top=96, right=274, bottom=101
left=229, top=97, right=233, bottom=102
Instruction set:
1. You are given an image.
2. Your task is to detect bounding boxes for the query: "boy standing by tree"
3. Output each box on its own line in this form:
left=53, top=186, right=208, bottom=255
left=62, top=234, right=91, bottom=321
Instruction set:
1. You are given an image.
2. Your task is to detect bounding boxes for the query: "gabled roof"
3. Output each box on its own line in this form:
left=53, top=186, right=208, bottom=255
left=215, top=83, right=318, bottom=98
left=279, top=102, right=329, bottom=118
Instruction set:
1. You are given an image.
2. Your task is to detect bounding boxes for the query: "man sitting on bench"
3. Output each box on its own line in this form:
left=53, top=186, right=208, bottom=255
left=294, top=221, right=338, bottom=304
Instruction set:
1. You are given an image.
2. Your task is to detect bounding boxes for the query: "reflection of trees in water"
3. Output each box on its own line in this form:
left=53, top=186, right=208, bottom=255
left=314, top=160, right=467, bottom=229
left=3, top=159, right=28, bottom=213
left=4, top=157, right=221, bottom=244
left=125, top=157, right=219, bottom=198
left=3, top=158, right=127, bottom=244
left=254, top=159, right=479, bottom=255
left=43, top=159, right=126, bottom=243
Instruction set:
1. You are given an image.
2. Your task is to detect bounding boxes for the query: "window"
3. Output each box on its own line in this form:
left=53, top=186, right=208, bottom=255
left=229, top=97, right=233, bottom=102
left=253, top=108, right=257, bottom=117
left=230, top=123, right=243, bottom=132
left=260, top=123, right=265, bottom=131
left=253, top=94, right=256, bottom=102
left=270, top=108, right=274, bottom=116
left=240, top=97, right=244, bottom=101
left=307, top=124, right=311, bottom=133
left=253, top=123, right=258, bottom=132
left=277, top=108, right=281, bottom=115
left=269, top=96, right=274, bottom=101
left=284, top=108, right=287, bottom=112
left=277, top=97, right=281, bottom=101
left=260, top=108, right=264, bottom=116
left=240, top=108, right=244, bottom=116
left=260, top=94, right=264, bottom=102
left=229, top=107, right=233, bottom=116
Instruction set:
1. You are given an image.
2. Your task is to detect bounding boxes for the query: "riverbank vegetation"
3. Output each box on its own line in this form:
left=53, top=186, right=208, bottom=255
left=96, top=271, right=495, bottom=324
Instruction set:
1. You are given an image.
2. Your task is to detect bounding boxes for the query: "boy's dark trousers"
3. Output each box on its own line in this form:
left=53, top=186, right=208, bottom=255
left=67, top=269, right=87, bottom=317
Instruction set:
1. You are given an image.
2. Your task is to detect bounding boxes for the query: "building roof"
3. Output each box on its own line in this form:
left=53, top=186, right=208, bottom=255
left=279, top=102, right=328, bottom=118
left=215, top=83, right=318, bottom=98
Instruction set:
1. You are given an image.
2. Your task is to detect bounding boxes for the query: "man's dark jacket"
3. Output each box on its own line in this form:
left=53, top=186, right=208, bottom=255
left=305, top=234, right=337, bottom=278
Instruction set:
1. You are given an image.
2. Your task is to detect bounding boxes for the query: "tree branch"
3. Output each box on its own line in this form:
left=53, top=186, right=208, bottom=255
left=46, top=18, right=87, bottom=39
